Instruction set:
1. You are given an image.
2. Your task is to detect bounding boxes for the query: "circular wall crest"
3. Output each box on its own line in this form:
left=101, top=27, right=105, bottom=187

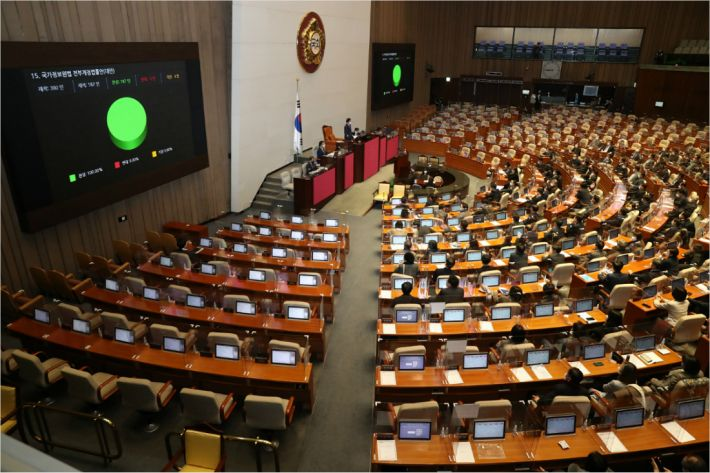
left=297, top=12, right=326, bottom=73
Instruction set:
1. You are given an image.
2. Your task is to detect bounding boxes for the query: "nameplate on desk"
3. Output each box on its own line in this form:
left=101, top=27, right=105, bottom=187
left=596, top=431, right=627, bottom=453
left=510, top=367, right=533, bottom=382
left=382, top=323, right=397, bottom=335
left=580, top=274, right=595, bottom=282
left=479, top=321, right=494, bottom=332
left=568, top=361, right=591, bottom=376
left=376, top=440, right=398, bottom=462
left=445, top=369, right=464, bottom=385
left=453, top=442, right=475, bottom=463
left=530, top=365, right=552, bottom=380
left=577, top=312, right=596, bottom=323
left=429, top=323, right=442, bottom=334
left=661, top=421, right=696, bottom=443
left=380, top=290, right=392, bottom=299
left=380, top=371, right=397, bottom=386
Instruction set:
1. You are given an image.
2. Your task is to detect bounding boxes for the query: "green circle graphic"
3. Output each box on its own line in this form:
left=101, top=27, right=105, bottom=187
left=392, top=64, right=402, bottom=87
left=106, top=97, right=147, bottom=151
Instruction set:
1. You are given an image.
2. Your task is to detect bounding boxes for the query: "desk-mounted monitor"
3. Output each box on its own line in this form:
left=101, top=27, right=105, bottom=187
left=235, top=301, right=256, bottom=315
left=463, top=352, right=488, bottom=369
left=485, top=230, right=499, bottom=240
left=159, top=256, right=174, bottom=268
left=398, top=354, right=425, bottom=370
left=532, top=243, right=547, bottom=255
left=574, top=298, right=594, bottom=314
left=323, top=233, right=338, bottom=243
left=545, top=414, right=576, bottom=436
left=231, top=222, right=243, bottom=232
left=392, top=277, right=411, bottom=290
left=456, top=232, right=470, bottom=242
left=615, top=407, right=644, bottom=429
left=671, top=278, right=685, bottom=291
left=443, top=308, right=465, bottom=322
left=200, top=263, right=216, bottom=275
left=391, top=235, right=407, bottom=245
left=287, top=306, right=310, bottom=320
left=395, top=309, right=418, bottom=323
left=298, top=274, right=318, bottom=287
left=259, top=211, right=271, bottom=220
left=311, top=250, right=329, bottom=262
left=525, top=348, right=551, bottom=366
left=392, top=208, right=403, bottom=216
left=291, top=215, right=304, bottom=224
left=467, top=250, right=482, bottom=262
left=643, top=248, right=655, bottom=259
left=473, top=420, right=506, bottom=440
left=420, top=219, right=433, bottom=227
left=534, top=303, right=554, bottom=317
left=447, top=218, right=460, bottom=227
left=215, top=343, right=240, bottom=360
left=451, top=204, right=463, bottom=212
left=490, top=306, right=511, bottom=320
left=325, top=218, right=339, bottom=227
left=561, top=239, right=575, bottom=251
left=502, top=247, right=516, bottom=259
left=34, top=308, right=51, bottom=324
left=390, top=198, right=402, bottom=205
left=199, top=237, right=212, bottom=248
left=258, top=227, right=272, bottom=237
left=114, top=327, right=135, bottom=344
left=392, top=253, right=405, bottom=265
left=105, top=278, right=120, bottom=292
left=398, top=420, right=431, bottom=440
left=587, top=260, right=601, bottom=273
left=430, top=252, right=446, bottom=264
left=424, top=234, right=439, bottom=244
left=633, top=335, right=655, bottom=352
left=616, top=254, right=629, bottom=266
left=271, top=247, right=288, bottom=259
left=440, top=193, right=451, bottom=201
left=642, top=285, right=658, bottom=298
left=143, top=286, right=160, bottom=301
left=291, top=230, right=305, bottom=240
left=163, top=336, right=186, bottom=353
left=186, top=294, right=205, bottom=308
left=271, top=348, right=298, bottom=366
left=583, top=343, right=605, bottom=360
left=677, top=398, right=705, bottom=420
left=72, top=318, right=91, bottom=334
left=248, top=269, right=266, bottom=282
left=233, top=243, right=248, bottom=254
left=608, top=228, right=620, bottom=240
left=482, top=275, right=500, bottom=287
left=522, top=271, right=539, bottom=284
left=586, top=234, right=599, bottom=245
left=495, top=211, right=507, bottom=221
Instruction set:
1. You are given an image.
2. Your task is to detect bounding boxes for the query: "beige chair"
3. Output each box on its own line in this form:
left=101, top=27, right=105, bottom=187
left=534, top=219, right=549, bottom=232
left=116, top=377, right=176, bottom=432
left=443, top=302, right=472, bottom=319
left=677, top=267, right=697, bottom=280
left=374, top=183, right=390, bottom=203
left=391, top=273, right=415, bottom=290
left=1, top=385, right=18, bottom=435
left=57, top=302, right=101, bottom=331
left=250, top=268, right=277, bottom=282
left=283, top=301, right=312, bottom=320
left=161, top=233, right=179, bottom=255
left=478, top=270, right=502, bottom=286
left=2, top=349, right=19, bottom=377
left=668, top=314, right=707, bottom=355
left=393, top=345, right=426, bottom=368
left=179, top=388, right=236, bottom=426
left=211, top=237, right=227, bottom=250
left=601, top=330, right=633, bottom=351
left=393, top=303, right=422, bottom=323
left=1, top=287, right=43, bottom=320
left=548, top=396, right=591, bottom=427
left=222, top=294, right=251, bottom=311
left=388, top=400, right=440, bottom=431
left=490, top=302, right=522, bottom=317
left=161, top=429, right=225, bottom=472
left=268, top=339, right=305, bottom=362
left=473, top=399, right=513, bottom=430
left=244, top=394, right=295, bottom=433
left=208, top=260, right=231, bottom=276
left=499, top=342, right=535, bottom=364
left=392, top=185, right=406, bottom=200
left=518, top=266, right=541, bottom=283
left=124, top=276, right=147, bottom=295
left=146, top=230, right=164, bottom=253
left=530, top=242, right=550, bottom=255
left=100, top=311, right=147, bottom=340
left=167, top=284, right=191, bottom=304
left=61, top=366, right=118, bottom=405
left=550, top=263, right=575, bottom=288
left=150, top=324, right=197, bottom=352
left=606, top=284, right=637, bottom=310
left=171, top=252, right=192, bottom=270
left=207, top=332, right=242, bottom=355
left=13, top=349, right=69, bottom=390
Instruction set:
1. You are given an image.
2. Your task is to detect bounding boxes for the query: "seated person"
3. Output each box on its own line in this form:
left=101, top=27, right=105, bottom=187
left=557, top=322, right=593, bottom=359
left=590, top=310, right=624, bottom=340
left=654, top=286, right=689, bottom=327
left=305, top=155, right=321, bottom=175
left=390, top=220, right=408, bottom=236
left=647, top=355, right=705, bottom=393
left=544, top=244, right=566, bottom=267
left=496, top=323, right=529, bottom=352
left=590, top=362, right=638, bottom=397
left=394, top=252, right=419, bottom=277
left=316, top=140, right=327, bottom=159
left=533, top=367, right=588, bottom=406
left=683, top=243, right=707, bottom=267
left=655, top=247, right=681, bottom=274
left=508, top=242, right=528, bottom=270
left=568, top=452, right=609, bottom=473
left=391, top=281, right=420, bottom=307
left=433, top=257, right=456, bottom=280
left=478, top=252, right=494, bottom=272
left=599, top=260, right=632, bottom=293
left=433, top=274, right=464, bottom=303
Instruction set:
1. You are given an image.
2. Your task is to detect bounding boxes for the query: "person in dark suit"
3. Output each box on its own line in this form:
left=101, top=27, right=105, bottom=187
left=305, top=155, right=320, bottom=174
left=508, top=242, right=528, bottom=270
left=433, top=257, right=456, bottom=280
left=576, top=182, right=593, bottom=206
left=534, top=367, right=589, bottom=406
left=394, top=251, right=419, bottom=277
left=599, top=259, right=632, bottom=293
left=316, top=140, right=327, bottom=159
left=344, top=118, right=354, bottom=141
left=434, top=274, right=464, bottom=302
left=656, top=248, right=681, bottom=274
left=544, top=244, right=566, bottom=267
left=391, top=281, right=420, bottom=307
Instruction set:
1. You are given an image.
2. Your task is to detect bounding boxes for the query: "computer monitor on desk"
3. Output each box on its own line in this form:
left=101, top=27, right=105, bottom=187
left=143, top=286, right=160, bottom=301
left=490, top=306, right=512, bottom=320
left=642, top=285, right=658, bottom=298
left=633, top=335, right=655, bottom=352
left=199, top=237, right=212, bottom=248
left=72, top=318, right=91, bottom=334
left=398, top=354, right=425, bottom=371
left=463, top=352, right=489, bottom=369
left=534, top=303, right=554, bottom=317
left=466, top=250, right=482, bottom=262
left=525, top=349, right=551, bottom=366
left=522, top=271, right=539, bottom=284
left=159, top=256, right=173, bottom=268
left=105, top=278, right=120, bottom=292
left=502, top=247, right=516, bottom=259
left=325, top=218, right=339, bottom=227
left=574, top=298, right=594, bottom=313
left=235, top=301, right=256, bottom=315
left=312, top=249, right=329, bottom=261
left=443, top=308, right=465, bottom=322
left=259, top=211, right=271, bottom=220
left=34, top=308, right=50, bottom=324
left=457, top=232, right=470, bottom=242
left=392, top=277, right=411, bottom=290
left=323, top=233, right=338, bottom=242
left=201, top=263, right=217, bottom=275
left=395, top=309, right=418, bottom=323
left=482, top=275, right=500, bottom=287
left=233, top=243, right=248, bottom=254
left=271, top=247, right=288, bottom=259
left=677, top=399, right=705, bottom=420
left=163, top=336, right=186, bottom=353
left=615, top=407, right=644, bottom=429
left=231, top=222, right=243, bottom=232
left=398, top=421, right=432, bottom=440
left=298, top=274, right=319, bottom=287
left=258, top=227, right=273, bottom=236
left=391, top=235, right=407, bottom=245
left=291, top=230, right=305, bottom=240
left=215, top=343, right=240, bottom=360
left=291, top=215, right=304, bottom=224
left=473, top=420, right=506, bottom=440
left=186, top=294, right=205, bottom=308
left=583, top=343, right=605, bottom=360
left=248, top=269, right=266, bottom=282
left=545, top=414, right=576, bottom=436
left=392, top=253, right=405, bottom=265
left=114, top=327, right=135, bottom=344
left=287, top=306, right=310, bottom=320
left=271, top=348, right=298, bottom=366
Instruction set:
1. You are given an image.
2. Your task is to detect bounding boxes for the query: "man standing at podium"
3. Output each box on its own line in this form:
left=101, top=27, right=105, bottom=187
left=344, top=117, right=354, bottom=141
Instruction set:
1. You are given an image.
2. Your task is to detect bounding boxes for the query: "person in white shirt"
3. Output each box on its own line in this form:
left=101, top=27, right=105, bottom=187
left=654, top=286, right=689, bottom=326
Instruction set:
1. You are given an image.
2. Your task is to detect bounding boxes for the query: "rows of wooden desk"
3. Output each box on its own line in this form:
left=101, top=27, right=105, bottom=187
left=7, top=317, right=316, bottom=410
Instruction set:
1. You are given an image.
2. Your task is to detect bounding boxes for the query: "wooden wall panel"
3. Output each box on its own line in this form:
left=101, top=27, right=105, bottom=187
left=1, top=1, right=231, bottom=293
left=368, top=1, right=708, bottom=128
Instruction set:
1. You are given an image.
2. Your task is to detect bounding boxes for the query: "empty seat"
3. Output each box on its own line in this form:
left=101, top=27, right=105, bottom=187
left=100, top=311, right=148, bottom=340
left=179, top=387, right=236, bottom=426
left=116, top=377, right=176, bottom=432
left=61, top=366, right=118, bottom=405
left=13, top=350, right=69, bottom=390
left=57, top=303, right=101, bottom=331
left=149, top=324, right=197, bottom=352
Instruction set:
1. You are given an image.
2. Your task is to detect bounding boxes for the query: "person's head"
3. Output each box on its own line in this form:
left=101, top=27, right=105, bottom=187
left=516, top=242, right=526, bottom=254
left=510, top=324, right=526, bottom=344
left=595, top=240, right=604, bottom=252
left=395, top=220, right=404, bottom=229
left=582, top=452, right=608, bottom=472
left=606, top=309, right=623, bottom=327
left=672, top=286, right=688, bottom=302
left=612, top=259, right=624, bottom=273
left=428, top=240, right=438, bottom=252
left=400, top=208, right=410, bottom=218
left=346, top=117, right=351, bottom=124
left=509, top=285, right=524, bottom=302
left=404, top=251, right=415, bottom=265
left=448, top=274, right=460, bottom=289
left=618, top=362, right=638, bottom=384
left=318, top=140, right=324, bottom=149
left=445, top=257, right=455, bottom=270
left=400, top=281, right=413, bottom=295
left=403, top=240, right=412, bottom=251
left=669, top=247, right=679, bottom=258
left=693, top=243, right=703, bottom=254
left=681, top=454, right=708, bottom=472
left=543, top=282, right=555, bottom=297
left=571, top=321, right=585, bottom=338
left=552, top=244, right=562, bottom=254
left=481, top=253, right=491, bottom=265
left=682, top=354, right=701, bottom=376
left=565, top=367, right=584, bottom=386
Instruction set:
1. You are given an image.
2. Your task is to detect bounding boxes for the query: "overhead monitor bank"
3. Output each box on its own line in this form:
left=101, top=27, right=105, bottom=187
left=1, top=42, right=208, bottom=232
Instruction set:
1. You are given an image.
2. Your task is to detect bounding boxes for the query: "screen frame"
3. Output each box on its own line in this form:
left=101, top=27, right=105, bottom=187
left=397, top=420, right=432, bottom=440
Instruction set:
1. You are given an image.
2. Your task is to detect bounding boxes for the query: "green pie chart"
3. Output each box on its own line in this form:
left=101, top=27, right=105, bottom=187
left=106, top=97, right=147, bottom=151
left=392, top=64, right=402, bottom=87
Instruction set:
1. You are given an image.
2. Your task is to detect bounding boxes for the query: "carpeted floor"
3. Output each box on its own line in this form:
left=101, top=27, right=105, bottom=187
left=2, top=156, right=483, bottom=471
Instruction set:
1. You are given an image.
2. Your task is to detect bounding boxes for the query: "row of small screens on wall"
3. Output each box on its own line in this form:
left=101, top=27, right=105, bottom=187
left=396, top=399, right=704, bottom=441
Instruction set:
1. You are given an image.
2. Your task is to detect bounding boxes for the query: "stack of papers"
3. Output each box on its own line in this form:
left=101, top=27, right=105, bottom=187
left=597, top=431, right=627, bottom=453
left=380, top=371, right=397, bottom=386
left=696, top=283, right=709, bottom=293
left=626, top=354, right=646, bottom=369
left=390, top=244, right=404, bottom=251
left=530, top=365, right=552, bottom=380
left=445, top=370, right=464, bottom=385
left=453, top=442, right=475, bottom=463
left=478, top=321, right=494, bottom=332
left=382, top=323, right=397, bottom=335
left=568, top=361, right=591, bottom=376
left=510, top=367, right=533, bottom=382
left=638, top=351, right=663, bottom=364
left=376, top=440, right=398, bottom=462
left=560, top=251, right=570, bottom=258
left=380, top=290, right=392, bottom=299
left=494, top=259, right=505, bottom=265
left=529, top=255, right=540, bottom=263
left=429, top=323, right=443, bottom=333
left=661, top=421, right=696, bottom=443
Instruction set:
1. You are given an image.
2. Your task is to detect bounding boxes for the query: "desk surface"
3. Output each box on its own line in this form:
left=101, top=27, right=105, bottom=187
left=243, top=217, right=349, bottom=235
left=216, top=229, right=347, bottom=251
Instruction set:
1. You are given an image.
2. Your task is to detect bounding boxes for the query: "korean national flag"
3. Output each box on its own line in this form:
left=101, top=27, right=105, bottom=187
left=294, top=92, right=303, bottom=154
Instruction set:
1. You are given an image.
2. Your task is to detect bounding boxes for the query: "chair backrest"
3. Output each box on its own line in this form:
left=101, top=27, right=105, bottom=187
left=222, top=294, right=250, bottom=311
left=478, top=270, right=502, bottom=285
left=208, top=260, right=231, bottom=276
left=160, top=233, right=179, bottom=254
left=61, top=367, right=101, bottom=404
left=100, top=311, right=131, bottom=337
left=268, top=339, right=303, bottom=360
left=280, top=171, right=291, bottom=186
left=13, top=350, right=52, bottom=388
left=1, top=385, right=16, bottom=420
left=171, top=252, right=192, bottom=270
left=672, top=314, right=707, bottom=344
left=393, top=345, right=426, bottom=367
left=608, top=284, right=637, bottom=309
left=116, top=377, right=161, bottom=412
left=211, top=237, right=227, bottom=250
left=184, top=430, right=223, bottom=470
left=474, top=400, right=512, bottom=429
left=180, top=388, right=222, bottom=425
left=30, top=267, right=53, bottom=295
left=393, top=303, right=422, bottom=322
left=283, top=300, right=311, bottom=318
left=124, top=276, right=147, bottom=295
left=551, top=263, right=575, bottom=286
left=549, top=395, right=591, bottom=427
left=244, top=394, right=289, bottom=430
left=491, top=302, right=522, bottom=316
left=146, top=230, right=163, bottom=252
left=167, top=284, right=190, bottom=303
left=112, top=239, right=133, bottom=265
left=500, top=342, right=535, bottom=363
left=75, top=251, right=93, bottom=275
left=130, top=242, right=149, bottom=265
left=47, top=270, right=76, bottom=301
left=207, top=332, right=241, bottom=354
left=150, top=324, right=181, bottom=344
left=601, top=330, right=632, bottom=351
left=57, top=302, right=83, bottom=327
left=518, top=266, right=540, bottom=282
left=391, top=273, right=414, bottom=289
left=397, top=400, right=439, bottom=431
left=444, top=302, right=471, bottom=318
